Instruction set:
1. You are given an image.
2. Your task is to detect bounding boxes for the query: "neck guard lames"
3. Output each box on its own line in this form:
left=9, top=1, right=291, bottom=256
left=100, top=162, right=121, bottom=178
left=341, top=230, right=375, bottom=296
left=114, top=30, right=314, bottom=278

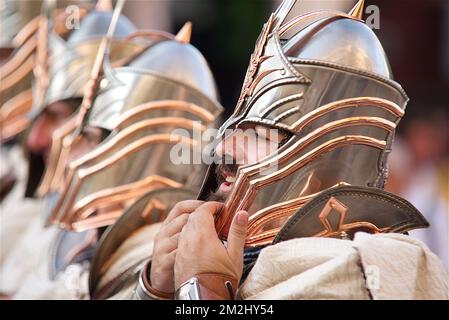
left=203, top=0, right=409, bottom=247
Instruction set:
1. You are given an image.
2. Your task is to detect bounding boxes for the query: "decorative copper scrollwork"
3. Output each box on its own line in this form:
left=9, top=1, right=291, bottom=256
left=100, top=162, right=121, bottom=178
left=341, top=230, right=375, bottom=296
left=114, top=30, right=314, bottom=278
left=314, top=196, right=389, bottom=238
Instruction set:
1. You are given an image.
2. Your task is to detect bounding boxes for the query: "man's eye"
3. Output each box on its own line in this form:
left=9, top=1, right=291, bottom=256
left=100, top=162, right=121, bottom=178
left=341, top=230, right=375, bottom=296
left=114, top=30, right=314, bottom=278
left=254, top=128, right=271, bottom=139
left=254, top=131, right=267, bottom=139
left=51, top=112, right=67, bottom=122
left=255, top=130, right=283, bottom=143
left=278, top=137, right=289, bottom=147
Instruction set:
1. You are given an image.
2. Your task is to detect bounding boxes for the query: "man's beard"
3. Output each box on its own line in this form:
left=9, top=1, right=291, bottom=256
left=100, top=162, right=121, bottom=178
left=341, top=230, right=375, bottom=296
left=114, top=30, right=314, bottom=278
left=206, top=162, right=239, bottom=203
left=207, top=190, right=228, bottom=202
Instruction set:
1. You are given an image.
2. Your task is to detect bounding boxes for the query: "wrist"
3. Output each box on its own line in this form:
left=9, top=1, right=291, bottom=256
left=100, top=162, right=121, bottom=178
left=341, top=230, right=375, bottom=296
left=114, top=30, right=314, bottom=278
left=175, top=273, right=238, bottom=300
left=139, top=261, right=174, bottom=300
left=149, top=270, right=172, bottom=295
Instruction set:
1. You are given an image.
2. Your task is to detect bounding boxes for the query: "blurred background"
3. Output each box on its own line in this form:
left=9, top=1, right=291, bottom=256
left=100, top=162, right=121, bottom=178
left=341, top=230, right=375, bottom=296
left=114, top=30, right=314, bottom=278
left=2, top=0, right=448, bottom=269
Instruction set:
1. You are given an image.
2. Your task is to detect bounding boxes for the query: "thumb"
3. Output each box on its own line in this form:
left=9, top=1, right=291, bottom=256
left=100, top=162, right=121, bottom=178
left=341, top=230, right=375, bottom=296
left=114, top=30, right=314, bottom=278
left=227, top=211, right=249, bottom=264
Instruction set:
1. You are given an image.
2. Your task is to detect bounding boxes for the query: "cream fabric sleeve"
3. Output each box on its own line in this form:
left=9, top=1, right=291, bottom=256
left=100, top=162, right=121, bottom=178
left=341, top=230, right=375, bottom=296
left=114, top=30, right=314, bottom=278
left=239, top=232, right=449, bottom=300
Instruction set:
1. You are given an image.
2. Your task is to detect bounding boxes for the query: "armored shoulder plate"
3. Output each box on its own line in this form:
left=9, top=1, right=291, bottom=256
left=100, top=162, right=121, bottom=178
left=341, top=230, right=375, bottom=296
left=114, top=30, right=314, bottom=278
left=273, top=185, right=429, bottom=244
left=89, top=187, right=197, bottom=299
left=49, top=229, right=98, bottom=280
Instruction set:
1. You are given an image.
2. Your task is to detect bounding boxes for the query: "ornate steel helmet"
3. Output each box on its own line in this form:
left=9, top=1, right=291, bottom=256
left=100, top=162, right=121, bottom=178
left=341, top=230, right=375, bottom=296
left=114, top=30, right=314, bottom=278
left=0, top=0, right=89, bottom=142
left=0, top=0, right=58, bottom=142
left=0, top=2, right=37, bottom=142
left=23, top=3, right=140, bottom=197
left=197, top=0, right=409, bottom=247
left=0, top=0, right=22, bottom=49
left=47, top=23, right=223, bottom=231
left=31, top=6, right=137, bottom=118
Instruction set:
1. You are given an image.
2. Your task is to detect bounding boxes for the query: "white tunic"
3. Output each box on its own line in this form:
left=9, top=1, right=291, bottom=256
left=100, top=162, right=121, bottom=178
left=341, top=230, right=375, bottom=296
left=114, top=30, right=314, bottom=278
left=239, top=232, right=449, bottom=300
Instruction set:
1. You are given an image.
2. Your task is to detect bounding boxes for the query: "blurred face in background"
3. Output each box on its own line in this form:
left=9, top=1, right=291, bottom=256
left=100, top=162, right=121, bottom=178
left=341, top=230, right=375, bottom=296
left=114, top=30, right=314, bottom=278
left=66, top=126, right=105, bottom=165
left=403, top=107, right=448, bottom=167
left=26, top=99, right=80, bottom=161
left=387, top=108, right=448, bottom=194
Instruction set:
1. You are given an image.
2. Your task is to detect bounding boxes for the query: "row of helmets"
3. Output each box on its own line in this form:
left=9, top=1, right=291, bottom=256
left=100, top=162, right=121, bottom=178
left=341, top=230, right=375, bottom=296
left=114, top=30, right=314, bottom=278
left=0, top=0, right=410, bottom=248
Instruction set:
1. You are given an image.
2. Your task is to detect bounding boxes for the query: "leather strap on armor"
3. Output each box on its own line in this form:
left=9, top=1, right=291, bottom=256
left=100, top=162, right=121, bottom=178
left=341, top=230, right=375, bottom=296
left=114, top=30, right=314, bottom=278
left=134, top=260, right=173, bottom=300
left=176, top=273, right=238, bottom=300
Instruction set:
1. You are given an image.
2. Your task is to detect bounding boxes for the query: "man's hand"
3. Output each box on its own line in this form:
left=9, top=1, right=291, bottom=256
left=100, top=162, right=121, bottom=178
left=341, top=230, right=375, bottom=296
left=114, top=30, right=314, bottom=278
left=174, top=202, right=249, bottom=290
left=150, top=200, right=205, bottom=294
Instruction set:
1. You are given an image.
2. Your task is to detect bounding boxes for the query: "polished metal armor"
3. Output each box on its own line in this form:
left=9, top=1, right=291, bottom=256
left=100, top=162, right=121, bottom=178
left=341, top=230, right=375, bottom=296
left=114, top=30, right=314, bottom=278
left=23, top=4, right=139, bottom=197
left=31, top=8, right=136, bottom=117
left=198, top=0, right=427, bottom=247
left=0, top=0, right=48, bottom=142
left=0, top=1, right=93, bottom=143
left=47, top=23, right=223, bottom=231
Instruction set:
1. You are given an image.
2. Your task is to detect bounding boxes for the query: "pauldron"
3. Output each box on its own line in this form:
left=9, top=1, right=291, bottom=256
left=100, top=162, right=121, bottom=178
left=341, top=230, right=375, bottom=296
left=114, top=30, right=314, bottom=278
left=273, top=185, right=429, bottom=244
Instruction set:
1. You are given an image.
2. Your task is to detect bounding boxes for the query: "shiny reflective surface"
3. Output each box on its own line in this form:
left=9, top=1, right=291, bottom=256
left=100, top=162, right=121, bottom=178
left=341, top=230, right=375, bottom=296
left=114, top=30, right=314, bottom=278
left=47, top=30, right=223, bottom=231
left=36, top=11, right=142, bottom=195
left=198, top=0, right=409, bottom=247
left=34, top=11, right=138, bottom=114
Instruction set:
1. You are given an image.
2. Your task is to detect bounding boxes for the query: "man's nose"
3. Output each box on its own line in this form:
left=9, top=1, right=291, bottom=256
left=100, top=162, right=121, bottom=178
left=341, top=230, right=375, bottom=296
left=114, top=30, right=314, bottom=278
left=214, top=133, right=242, bottom=163
left=27, top=117, right=52, bottom=154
